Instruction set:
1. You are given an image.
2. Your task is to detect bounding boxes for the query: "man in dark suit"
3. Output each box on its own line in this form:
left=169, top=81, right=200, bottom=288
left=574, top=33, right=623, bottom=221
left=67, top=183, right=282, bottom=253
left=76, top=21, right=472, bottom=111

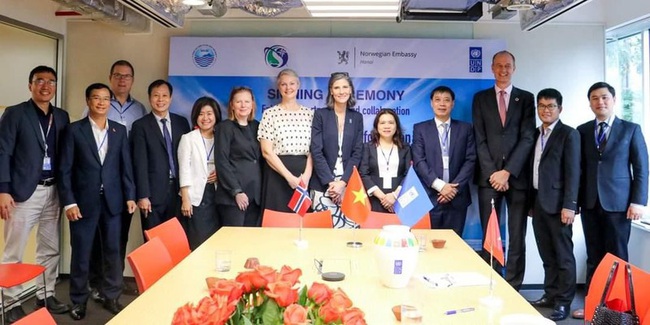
left=131, top=79, right=190, bottom=233
left=58, top=83, right=137, bottom=320
left=572, top=82, right=648, bottom=319
left=0, top=66, right=70, bottom=322
left=413, top=86, right=476, bottom=236
left=472, top=50, right=536, bottom=290
left=526, top=89, right=579, bottom=321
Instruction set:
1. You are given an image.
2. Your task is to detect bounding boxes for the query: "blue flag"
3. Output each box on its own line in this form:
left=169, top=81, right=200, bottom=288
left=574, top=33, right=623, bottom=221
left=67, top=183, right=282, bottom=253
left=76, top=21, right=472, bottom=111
left=393, top=166, right=434, bottom=227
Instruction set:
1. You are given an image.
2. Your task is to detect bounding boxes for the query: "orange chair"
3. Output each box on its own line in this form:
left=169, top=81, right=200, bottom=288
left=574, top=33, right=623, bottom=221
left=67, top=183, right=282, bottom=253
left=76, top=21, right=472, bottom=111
left=262, top=209, right=333, bottom=228
left=584, top=253, right=650, bottom=324
left=144, top=217, right=190, bottom=266
left=127, top=237, right=174, bottom=293
left=12, top=307, right=56, bottom=325
left=0, top=263, right=46, bottom=325
left=411, top=214, right=432, bottom=229
left=358, top=211, right=401, bottom=229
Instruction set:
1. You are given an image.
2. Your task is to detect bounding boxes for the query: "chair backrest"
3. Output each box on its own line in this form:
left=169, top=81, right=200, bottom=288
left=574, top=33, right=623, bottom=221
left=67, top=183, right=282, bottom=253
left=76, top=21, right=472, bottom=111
left=411, top=214, right=431, bottom=229
left=359, top=211, right=401, bottom=229
left=144, top=217, right=190, bottom=266
left=127, top=237, right=174, bottom=293
left=262, top=209, right=334, bottom=228
left=13, top=307, right=56, bottom=325
left=303, top=210, right=334, bottom=228
left=585, top=253, right=650, bottom=323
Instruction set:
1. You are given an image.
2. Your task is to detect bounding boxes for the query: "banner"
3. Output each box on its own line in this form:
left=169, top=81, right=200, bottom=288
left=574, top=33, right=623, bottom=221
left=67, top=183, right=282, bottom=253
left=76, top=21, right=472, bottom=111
left=168, top=37, right=506, bottom=249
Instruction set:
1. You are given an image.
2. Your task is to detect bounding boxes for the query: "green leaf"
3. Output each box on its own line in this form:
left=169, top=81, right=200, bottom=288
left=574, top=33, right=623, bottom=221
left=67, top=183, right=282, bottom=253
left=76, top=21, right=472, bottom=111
left=261, top=299, right=281, bottom=325
left=298, top=285, right=308, bottom=305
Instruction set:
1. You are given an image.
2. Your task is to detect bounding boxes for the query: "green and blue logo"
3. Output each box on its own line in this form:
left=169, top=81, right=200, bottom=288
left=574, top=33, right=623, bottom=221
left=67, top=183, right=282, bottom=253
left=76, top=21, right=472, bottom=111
left=264, top=45, right=289, bottom=68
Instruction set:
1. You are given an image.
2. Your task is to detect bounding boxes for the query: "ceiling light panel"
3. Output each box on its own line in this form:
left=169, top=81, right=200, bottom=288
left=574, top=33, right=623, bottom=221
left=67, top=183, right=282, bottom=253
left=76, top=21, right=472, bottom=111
left=304, top=0, right=399, bottom=17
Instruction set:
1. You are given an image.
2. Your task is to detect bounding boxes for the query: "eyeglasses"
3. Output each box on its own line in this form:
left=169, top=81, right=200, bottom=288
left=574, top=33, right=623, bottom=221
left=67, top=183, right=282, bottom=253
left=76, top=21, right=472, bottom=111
left=330, top=72, right=349, bottom=77
left=537, top=104, right=559, bottom=111
left=32, top=79, right=57, bottom=87
left=111, top=73, right=133, bottom=80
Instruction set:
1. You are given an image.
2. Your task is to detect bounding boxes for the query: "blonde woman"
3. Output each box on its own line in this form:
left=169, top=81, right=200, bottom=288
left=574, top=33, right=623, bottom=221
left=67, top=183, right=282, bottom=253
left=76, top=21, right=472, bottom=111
left=178, top=97, right=221, bottom=250
left=215, top=87, right=262, bottom=227
left=258, top=69, right=313, bottom=214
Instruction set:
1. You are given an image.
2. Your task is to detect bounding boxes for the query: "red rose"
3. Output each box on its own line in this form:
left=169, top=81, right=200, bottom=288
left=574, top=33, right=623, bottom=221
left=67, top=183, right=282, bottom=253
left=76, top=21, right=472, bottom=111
left=279, top=265, right=302, bottom=286
left=328, top=288, right=353, bottom=313
left=265, top=281, right=299, bottom=308
left=307, top=282, right=333, bottom=305
left=255, top=265, right=279, bottom=284
left=208, top=278, right=244, bottom=304
left=172, top=303, right=197, bottom=325
left=283, top=303, right=308, bottom=325
left=342, top=307, right=367, bottom=325
left=236, top=270, right=268, bottom=293
left=318, top=303, right=341, bottom=323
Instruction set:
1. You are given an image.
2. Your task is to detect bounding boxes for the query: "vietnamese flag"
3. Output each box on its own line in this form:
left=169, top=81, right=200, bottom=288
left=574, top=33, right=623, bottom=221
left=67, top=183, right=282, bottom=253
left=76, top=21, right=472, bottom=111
left=483, top=206, right=505, bottom=266
left=341, top=166, right=370, bottom=225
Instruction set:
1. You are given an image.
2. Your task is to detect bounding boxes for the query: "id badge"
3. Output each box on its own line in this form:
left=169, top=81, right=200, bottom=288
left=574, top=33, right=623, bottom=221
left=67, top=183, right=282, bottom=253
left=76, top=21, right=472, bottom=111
left=43, top=156, right=52, bottom=171
left=382, top=176, right=392, bottom=189
left=442, top=156, right=449, bottom=169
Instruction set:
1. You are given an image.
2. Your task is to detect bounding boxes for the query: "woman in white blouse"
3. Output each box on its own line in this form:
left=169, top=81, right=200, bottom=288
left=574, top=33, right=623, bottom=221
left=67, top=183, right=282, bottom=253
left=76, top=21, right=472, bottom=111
left=178, top=97, right=221, bottom=250
left=359, top=109, right=411, bottom=212
left=258, top=69, right=314, bottom=213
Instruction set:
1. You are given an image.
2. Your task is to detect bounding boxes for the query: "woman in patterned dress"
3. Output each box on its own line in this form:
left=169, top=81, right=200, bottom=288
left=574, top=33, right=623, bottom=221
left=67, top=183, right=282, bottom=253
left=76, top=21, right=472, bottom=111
left=309, top=72, right=364, bottom=228
left=257, top=69, right=314, bottom=213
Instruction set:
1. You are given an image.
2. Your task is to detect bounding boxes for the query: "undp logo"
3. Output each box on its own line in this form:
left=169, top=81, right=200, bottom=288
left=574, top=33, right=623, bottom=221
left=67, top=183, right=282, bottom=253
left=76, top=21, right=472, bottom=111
left=264, top=45, right=289, bottom=68
left=469, top=46, right=482, bottom=73
left=192, top=45, right=216, bottom=68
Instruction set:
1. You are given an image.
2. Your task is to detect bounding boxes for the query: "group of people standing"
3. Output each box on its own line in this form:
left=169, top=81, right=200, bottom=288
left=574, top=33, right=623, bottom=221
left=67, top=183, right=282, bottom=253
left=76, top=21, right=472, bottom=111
left=0, top=49, right=647, bottom=323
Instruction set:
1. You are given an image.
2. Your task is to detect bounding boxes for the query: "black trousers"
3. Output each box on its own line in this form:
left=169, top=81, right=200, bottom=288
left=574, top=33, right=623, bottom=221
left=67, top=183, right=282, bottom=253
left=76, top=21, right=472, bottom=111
left=183, top=184, right=219, bottom=250
left=70, top=198, right=122, bottom=304
left=140, top=178, right=180, bottom=237
left=478, top=186, right=528, bottom=291
left=532, top=198, right=576, bottom=306
left=88, top=209, right=132, bottom=290
left=218, top=202, right=261, bottom=227
left=429, top=202, right=468, bottom=237
left=581, top=200, right=630, bottom=286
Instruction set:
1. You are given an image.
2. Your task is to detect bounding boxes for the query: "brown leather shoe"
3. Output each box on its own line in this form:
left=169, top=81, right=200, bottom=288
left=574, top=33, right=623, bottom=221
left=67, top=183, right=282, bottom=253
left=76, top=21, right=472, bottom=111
left=571, top=308, right=584, bottom=319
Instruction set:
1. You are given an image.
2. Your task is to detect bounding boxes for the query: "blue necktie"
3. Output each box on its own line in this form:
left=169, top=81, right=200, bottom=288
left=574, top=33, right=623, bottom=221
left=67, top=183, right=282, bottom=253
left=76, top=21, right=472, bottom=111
left=161, top=118, right=176, bottom=178
left=597, top=122, right=608, bottom=153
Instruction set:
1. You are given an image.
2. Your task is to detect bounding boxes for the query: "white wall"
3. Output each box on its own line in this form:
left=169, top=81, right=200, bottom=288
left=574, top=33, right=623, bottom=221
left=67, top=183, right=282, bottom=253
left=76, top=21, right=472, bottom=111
left=0, top=0, right=66, bottom=35
left=602, top=0, right=650, bottom=29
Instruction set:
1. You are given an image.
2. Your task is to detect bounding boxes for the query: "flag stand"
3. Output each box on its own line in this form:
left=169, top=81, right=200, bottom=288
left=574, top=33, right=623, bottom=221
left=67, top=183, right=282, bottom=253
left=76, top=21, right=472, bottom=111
left=346, top=225, right=363, bottom=248
left=480, top=199, right=503, bottom=309
left=294, top=216, right=308, bottom=249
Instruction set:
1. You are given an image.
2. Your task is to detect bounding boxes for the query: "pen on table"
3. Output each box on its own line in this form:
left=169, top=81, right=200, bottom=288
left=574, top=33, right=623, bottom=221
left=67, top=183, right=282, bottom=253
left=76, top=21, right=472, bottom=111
left=444, top=307, right=475, bottom=315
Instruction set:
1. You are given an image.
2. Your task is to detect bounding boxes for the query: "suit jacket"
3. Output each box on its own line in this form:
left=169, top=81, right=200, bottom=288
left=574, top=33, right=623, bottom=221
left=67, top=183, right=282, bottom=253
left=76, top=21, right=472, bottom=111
left=178, top=129, right=216, bottom=206
left=57, top=118, right=135, bottom=217
left=530, top=120, right=580, bottom=214
left=0, top=100, right=69, bottom=202
left=131, top=112, right=190, bottom=205
left=310, top=107, right=364, bottom=192
left=360, top=142, right=411, bottom=192
left=215, top=120, right=262, bottom=206
left=472, top=86, right=536, bottom=189
left=412, top=119, right=476, bottom=208
left=578, top=117, right=649, bottom=212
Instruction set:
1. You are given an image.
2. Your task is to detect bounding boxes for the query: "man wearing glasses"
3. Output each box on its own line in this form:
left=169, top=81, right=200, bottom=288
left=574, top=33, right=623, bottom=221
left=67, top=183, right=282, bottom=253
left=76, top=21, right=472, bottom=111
left=0, top=66, right=71, bottom=322
left=526, top=89, right=579, bottom=321
left=83, top=60, right=146, bottom=302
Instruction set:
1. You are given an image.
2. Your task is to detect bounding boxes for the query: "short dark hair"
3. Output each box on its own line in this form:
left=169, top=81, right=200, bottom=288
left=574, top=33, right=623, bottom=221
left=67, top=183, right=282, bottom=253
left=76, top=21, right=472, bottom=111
left=85, top=83, right=113, bottom=100
left=587, top=82, right=616, bottom=99
left=148, top=79, right=173, bottom=97
left=537, top=88, right=563, bottom=106
left=110, top=60, right=135, bottom=77
left=430, top=86, right=455, bottom=101
left=492, top=50, right=516, bottom=65
left=190, top=96, right=221, bottom=128
left=29, top=66, right=57, bottom=83
left=326, top=72, right=357, bottom=108
left=370, top=109, right=405, bottom=149
left=228, top=86, right=256, bottom=121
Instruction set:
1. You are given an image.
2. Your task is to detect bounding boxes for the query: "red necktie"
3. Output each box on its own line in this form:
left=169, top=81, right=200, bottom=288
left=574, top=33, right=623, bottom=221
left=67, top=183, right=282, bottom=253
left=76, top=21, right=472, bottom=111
left=498, top=90, right=507, bottom=126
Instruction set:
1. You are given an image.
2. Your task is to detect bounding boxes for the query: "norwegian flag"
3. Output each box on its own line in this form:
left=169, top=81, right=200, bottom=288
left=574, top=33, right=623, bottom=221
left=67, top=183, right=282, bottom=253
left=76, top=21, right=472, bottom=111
left=287, top=180, right=311, bottom=217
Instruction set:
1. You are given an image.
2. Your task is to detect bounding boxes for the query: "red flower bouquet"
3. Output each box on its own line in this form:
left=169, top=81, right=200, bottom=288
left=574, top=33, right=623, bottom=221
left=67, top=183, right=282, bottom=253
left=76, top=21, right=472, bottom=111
left=172, top=265, right=367, bottom=325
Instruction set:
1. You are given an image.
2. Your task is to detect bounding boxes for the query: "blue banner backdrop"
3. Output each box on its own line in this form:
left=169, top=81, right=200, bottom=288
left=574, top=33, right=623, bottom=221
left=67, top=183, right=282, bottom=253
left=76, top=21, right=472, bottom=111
left=168, top=37, right=506, bottom=249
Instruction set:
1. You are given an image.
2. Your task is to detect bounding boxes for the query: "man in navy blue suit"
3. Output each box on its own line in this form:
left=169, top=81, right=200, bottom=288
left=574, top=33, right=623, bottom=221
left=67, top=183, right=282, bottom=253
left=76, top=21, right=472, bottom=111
left=572, top=82, right=648, bottom=319
left=0, top=66, right=70, bottom=322
left=58, top=83, right=137, bottom=320
left=412, top=86, right=476, bottom=235
left=131, top=80, right=190, bottom=233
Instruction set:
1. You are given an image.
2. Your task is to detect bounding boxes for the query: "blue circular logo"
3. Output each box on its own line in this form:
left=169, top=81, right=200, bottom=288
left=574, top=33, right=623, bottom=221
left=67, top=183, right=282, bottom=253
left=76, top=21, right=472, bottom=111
left=264, top=45, right=289, bottom=68
left=193, top=45, right=216, bottom=68
left=470, top=48, right=482, bottom=59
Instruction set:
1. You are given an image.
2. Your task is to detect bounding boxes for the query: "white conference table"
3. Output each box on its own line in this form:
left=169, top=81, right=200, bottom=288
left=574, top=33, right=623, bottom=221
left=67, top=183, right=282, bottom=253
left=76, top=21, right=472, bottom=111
left=108, top=227, right=542, bottom=324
